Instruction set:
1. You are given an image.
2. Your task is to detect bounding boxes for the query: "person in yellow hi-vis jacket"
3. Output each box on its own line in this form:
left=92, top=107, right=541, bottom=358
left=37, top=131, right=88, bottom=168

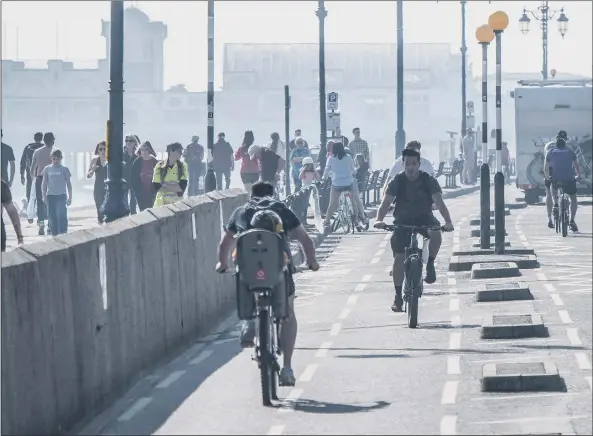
left=152, top=142, right=189, bottom=207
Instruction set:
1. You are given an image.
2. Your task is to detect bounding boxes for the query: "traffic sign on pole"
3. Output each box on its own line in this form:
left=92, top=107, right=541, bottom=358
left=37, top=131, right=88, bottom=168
left=326, top=112, right=341, bottom=130
left=327, top=92, right=339, bottom=111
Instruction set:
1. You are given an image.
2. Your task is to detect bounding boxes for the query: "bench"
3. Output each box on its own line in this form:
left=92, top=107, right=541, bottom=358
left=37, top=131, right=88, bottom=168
left=442, top=159, right=463, bottom=188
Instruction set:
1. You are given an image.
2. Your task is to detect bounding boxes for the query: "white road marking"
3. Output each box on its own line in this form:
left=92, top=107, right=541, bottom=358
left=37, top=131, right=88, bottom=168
left=449, top=332, right=461, bottom=350
left=449, top=298, right=460, bottom=312
left=449, top=287, right=458, bottom=295
left=354, top=283, right=367, bottom=292
left=267, top=425, right=285, bottom=435
left=315, top=341, right=332, bottom=358
left=361, top=274, right=373, bottom=282
left=447, top=356, right=461, bottom=375
left=550, top=294, right=564, bottom=306
left=567, top=328, right=582, bottom=346
left=370, top=257, right=380, bottom=264
left=558, top=310, right=572, bottom=324
left=450, top=315, right=461, bottom=328
left=441, top=381, right=459, bottom=405
left=278, top=388, right=304, bottom=414
left=383, top=234, right=391, bottom=241
left=347, top=295, right=358, bottom=306
left=519, top=234, right=527, bottom=241
left=329, top=322, right=342, bottom=336
left=586, top=376, right=592, bottom=391
left=575, top=352, right=592, bottom=370
left=338, top=308, right=351, bottom=320
left=118, top=397, right=152, bottom=422
left=156, top=370, right=185, bottom=389
left=543, top=283, right=555, bottom=292
left=385, top=265, right=392, bottom=273
left=440, top=415, right=457, bottom=435
left=447, top=277, right=456, bottom=286
left=379, top=240, right=387, bottom=248
left=537, top=272, right=547, bottom=281
left=299, top=363, right=319, bottom=382
left=375, top=249, right=385, bottom=257
left=473, top=415, right=590, bottom=425
left=190, top=349, right=214, bottom=366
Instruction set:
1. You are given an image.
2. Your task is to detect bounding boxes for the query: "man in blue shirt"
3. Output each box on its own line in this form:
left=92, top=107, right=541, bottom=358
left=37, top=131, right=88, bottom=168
left=544, top=136, right=581, bottom=232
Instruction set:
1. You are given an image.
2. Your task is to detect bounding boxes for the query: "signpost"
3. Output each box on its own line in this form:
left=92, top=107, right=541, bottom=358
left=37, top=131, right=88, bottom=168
left=327, top=92, right=339, bottom=111
left=326, top=112, right=341, bottom=131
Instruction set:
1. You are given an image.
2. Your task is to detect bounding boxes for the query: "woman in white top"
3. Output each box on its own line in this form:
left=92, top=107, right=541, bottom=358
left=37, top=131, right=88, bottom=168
left=322, top=141, right=368, bottom=230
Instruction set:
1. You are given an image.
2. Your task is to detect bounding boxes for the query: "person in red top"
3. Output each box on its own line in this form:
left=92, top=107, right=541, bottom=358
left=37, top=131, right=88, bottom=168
left=131, top=141, right=158, bottom=211
left=234, top=130, right=260, bottom=192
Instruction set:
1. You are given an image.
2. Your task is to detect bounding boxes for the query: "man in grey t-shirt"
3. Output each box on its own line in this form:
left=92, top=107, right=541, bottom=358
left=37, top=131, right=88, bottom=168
left=41, top=149, right=72, bottom=235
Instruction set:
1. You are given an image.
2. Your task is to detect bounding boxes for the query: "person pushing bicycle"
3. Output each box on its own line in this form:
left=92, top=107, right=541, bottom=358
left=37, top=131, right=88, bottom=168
left=374, top=147, right=454, bottom=312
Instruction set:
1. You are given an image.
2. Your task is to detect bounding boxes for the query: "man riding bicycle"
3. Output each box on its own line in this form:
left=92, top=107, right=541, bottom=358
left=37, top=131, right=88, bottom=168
left=544, top=136, right=581, bottom=232
left=374, top=148, right=454, bottom=312
left=216, top=181, right=319, bottom=386
left=543, top=130, right=570, bottom=228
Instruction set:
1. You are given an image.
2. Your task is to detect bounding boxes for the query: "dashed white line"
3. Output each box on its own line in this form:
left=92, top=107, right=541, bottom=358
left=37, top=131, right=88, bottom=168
left=156, top=370, right=186, bottom=389
left=370, top=257, right=380, bottom=264
left=347, top=295, right=358, bottom=306
left=338, top=308, right=351, bottom=320
left=299, top=363, right=319, bottom=382
left=543, top=283, right=555, bottom=293
left=278, top=388, right=304, bottom=414
left=440, top=414, right=457, bottom=435
left=354, top=283, right=367, bottom=292
left=449, top=298, right=460, bottom=312
left=575, top=352, right=592, bottom=370
left=190, top=349, right=214, bottom=365
left=329, top=322, right=342, bottom=336
left=118, top=397, right=152, bottom=422
left=267, top=425, right=285, bottom=435
left=375, top=249, right=385, bottom=257
left=441, top=380, right=459, bottom=405
left=379, top=240, right=388, bottom=248
left=449, top=332, right=461, bottom=350
left=586, top=376, right=592, bottom=390
left=537, top=272, right=547, bottom=281
left=447, top=277, right=456, bottom=286
left=567, top=328, right=582, bottom=346
left=361, top=274, right=373, bottom=282
left=315, top=341, right=332, bottom=358
left=447, top=356, right=461, bottom=375
left=383, top=234, right=391, bottom=241
left=558, top=310, right=572, bottom=324
left=550, top=294, right=564, bottom=306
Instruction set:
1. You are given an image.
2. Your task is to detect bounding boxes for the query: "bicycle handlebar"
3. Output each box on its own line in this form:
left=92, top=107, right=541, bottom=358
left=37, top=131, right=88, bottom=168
left=378, top=224, right=451, bottom=233
left=215, top=263, right=318, bottom=274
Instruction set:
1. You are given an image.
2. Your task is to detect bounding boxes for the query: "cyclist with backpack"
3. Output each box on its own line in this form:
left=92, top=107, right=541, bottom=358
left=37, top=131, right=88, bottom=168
left=374, top=148, right=454, bottom=312
left=216, top=181, right=319, bottom=387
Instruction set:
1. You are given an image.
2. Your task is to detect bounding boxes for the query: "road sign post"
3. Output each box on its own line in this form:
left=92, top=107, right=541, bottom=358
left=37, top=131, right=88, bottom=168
left=326, top=112, right=341, bottom=132
left=327, top=92, right=339, bottom=111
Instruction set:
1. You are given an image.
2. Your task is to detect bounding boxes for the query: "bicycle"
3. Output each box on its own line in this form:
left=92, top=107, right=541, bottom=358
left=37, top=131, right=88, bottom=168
left=332, top=190, right=367, bottom=234
left=217, top=233, right=314, bottom=406
left=552, top=181, right=571, bottom=237
left=380, top=223, right=447, bottom=328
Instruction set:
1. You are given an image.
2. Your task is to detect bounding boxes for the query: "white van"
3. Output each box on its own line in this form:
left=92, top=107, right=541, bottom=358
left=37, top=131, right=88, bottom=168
left=512, top=80, right=592, bottom=204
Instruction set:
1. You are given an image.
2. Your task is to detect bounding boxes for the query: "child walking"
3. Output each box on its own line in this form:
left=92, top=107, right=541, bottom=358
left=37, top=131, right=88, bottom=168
left=41, top=149, right=72, bottom=236
left=299, top=157, right=319, bottom=188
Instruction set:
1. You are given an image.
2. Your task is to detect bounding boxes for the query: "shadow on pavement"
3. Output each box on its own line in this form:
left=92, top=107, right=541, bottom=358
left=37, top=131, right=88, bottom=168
left=296, top=346, right=515, bottom=355
left=511, top=344, right=587, bottom=351
left=335, top=353, right=410, bottom=359
left=292, top=399, right=390, bottom=414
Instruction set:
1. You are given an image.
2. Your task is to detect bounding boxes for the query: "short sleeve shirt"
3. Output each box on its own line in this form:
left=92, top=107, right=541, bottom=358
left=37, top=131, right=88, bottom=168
left=225, top=197, right=301, bottom=235
left=386, top=172, right=442, bottom=220
left=42, top=164, right=71, bottom=195
left=1, top=143, right=15, bottom=182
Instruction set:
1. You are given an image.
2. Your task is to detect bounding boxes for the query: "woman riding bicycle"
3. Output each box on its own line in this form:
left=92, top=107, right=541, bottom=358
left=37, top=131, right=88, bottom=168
left=321, top=141, right=368, bottom=231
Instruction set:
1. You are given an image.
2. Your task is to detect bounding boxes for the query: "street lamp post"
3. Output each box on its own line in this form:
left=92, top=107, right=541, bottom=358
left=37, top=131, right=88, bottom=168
left=395, top=0, right=405, bottom=158
left=476, top=24, right=495, bottom=250
left=102, top=0, right=129, bottom=223
left=460, top=0, right=468, bottom=137
left=204, top=0, right=217, bottom=193
left=317, top=0, right=328, bottom=174
left=488, top=11, right=509, bottom=255
left=519, top=1, right=569, bottom=80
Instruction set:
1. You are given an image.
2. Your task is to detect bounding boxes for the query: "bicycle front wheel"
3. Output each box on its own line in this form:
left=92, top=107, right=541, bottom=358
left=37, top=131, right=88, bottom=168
left=258, top=309, right=274, bottom=406
left=405, top=257, right=423, bottom=329
left=561, top=196, right=569, bottom=237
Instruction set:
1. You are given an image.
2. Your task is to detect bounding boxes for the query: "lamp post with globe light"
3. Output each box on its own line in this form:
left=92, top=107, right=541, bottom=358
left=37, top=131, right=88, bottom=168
left=475, top=24, right=495, bottom=250
left=488, top=10, right=509, bottom=255
left=519, top=1, right=569, bottom=80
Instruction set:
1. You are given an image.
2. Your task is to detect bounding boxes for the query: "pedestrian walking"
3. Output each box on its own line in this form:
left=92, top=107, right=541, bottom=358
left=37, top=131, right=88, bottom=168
left=153, top=142, right=189, bottom=207
left=30, top=132, right=55, bottom=235
left=131, top=141, right=158, bottom=211
left=41, top=149, right=72, bottom=236
left=20, top=132, right=44, bottom=203
left=1, top=129, right=16, bottom=187
left=290, top=137, right=310, bottom=191
left=184, top=135, right=205, bottom=197
left=123, top=134, right=140, bottom=214
left=212, top=132, right=234, bottom=190
left=234, top=130, right=259, bottom=192
left=1, top=179, right=24, bottom=251
left=87, top=141, right=107, bottom=224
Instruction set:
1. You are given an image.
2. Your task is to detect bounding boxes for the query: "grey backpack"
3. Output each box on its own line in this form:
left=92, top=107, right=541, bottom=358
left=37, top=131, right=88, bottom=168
left=235, top=229, right=286, bottom=290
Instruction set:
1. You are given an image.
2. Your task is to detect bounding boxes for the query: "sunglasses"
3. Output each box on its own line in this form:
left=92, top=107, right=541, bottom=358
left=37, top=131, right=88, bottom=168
left=98, top=147, right=106, bottom=151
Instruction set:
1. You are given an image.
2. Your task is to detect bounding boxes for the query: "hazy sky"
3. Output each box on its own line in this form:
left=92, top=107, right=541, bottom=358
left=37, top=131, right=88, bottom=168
left=2, top=1, right=592, bottom=92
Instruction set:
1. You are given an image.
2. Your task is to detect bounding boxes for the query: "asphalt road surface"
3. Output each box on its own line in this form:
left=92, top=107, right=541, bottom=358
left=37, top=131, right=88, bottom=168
left=74, top=191, right=593, bottom=436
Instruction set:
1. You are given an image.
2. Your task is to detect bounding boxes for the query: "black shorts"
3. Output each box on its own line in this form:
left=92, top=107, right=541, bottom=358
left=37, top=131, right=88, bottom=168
left=390, top=215, right=441, bottom=255
left=551, top=179, right=577, bottom=196
left=332, top=184, right=352, bottom=193
left=241, top=173, right=259, bottom=184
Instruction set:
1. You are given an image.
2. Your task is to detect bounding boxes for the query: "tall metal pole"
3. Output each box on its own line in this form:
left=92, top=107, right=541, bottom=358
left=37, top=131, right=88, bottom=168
left=284, top=85, right=292, bottom=195
left=102, top=0, right=129, bottom=223
left=204, top=0, right=217, bottom=193
left=460, top=0, right=468, bottom=136
left=395, top=0, right=405, bottom=158
left=493, top=29, right=505, bottom=254
left=317, top=0, right=328, bottom=174
left=479, top=41, right=491, bottom=249
left=541, top=1, right=549, bottom=80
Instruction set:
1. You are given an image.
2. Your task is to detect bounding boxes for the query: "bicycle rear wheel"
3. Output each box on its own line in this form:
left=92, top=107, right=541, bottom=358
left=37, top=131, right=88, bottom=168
left=258, top=309, right=274, bottom=406
left=404, top=257, right=423, bottom=329
left=561, top=196, right=569, bottom=237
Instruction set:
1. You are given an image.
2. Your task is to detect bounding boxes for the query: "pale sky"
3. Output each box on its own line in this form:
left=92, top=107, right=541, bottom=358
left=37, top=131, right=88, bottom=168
left=2, top=0, right=592, bottom=92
